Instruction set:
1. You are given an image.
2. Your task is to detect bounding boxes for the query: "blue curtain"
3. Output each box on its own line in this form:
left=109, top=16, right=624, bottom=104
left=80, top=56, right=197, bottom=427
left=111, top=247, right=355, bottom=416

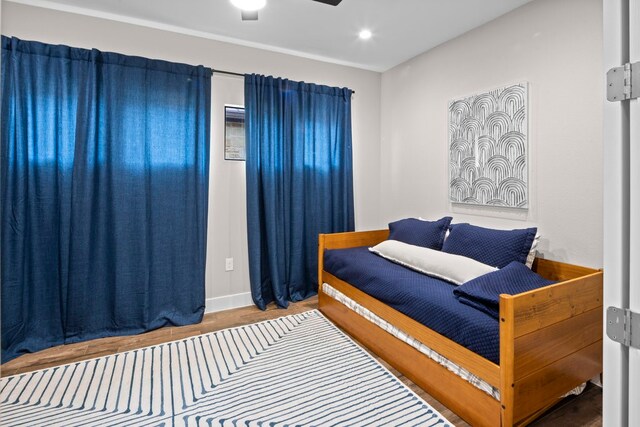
left=245, top=74, right=354, bottom=310
left=1, top=36, right=211, bottom=363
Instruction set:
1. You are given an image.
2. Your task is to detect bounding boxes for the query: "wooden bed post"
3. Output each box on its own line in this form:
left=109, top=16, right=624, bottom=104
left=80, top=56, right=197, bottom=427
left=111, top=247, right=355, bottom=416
left=500, top=294, right=516, bottom=426
left=318, top=234, right=326, bottom=291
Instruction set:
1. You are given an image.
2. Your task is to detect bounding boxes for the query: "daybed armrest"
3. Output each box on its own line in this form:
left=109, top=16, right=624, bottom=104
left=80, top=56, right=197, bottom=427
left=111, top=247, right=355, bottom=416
left=532, top=257, right=599, bottom=282
left=319, top=229, right=389, bottom=250
left=499, top=265, right=603, bottom=425
left=318, top=229, right=389, bottom=289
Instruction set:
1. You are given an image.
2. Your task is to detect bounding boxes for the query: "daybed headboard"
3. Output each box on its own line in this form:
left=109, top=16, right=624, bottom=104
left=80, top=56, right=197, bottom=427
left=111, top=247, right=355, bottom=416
left=318, top=229, right=389, bottom=288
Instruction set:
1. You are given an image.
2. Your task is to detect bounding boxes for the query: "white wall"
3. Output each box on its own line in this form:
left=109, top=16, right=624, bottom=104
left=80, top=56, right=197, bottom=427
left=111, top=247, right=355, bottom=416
left=1, top=1, right=382, bottom=308
left=207, top=76, right=251, bottom=311
left=380, top=0, right=603, bottom=267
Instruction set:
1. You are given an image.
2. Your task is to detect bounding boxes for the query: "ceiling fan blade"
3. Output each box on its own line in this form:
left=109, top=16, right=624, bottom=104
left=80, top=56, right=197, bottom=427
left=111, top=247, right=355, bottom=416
left=312, top=0, right=343, bottom=5
left=241, top=10, right=258, bottom=20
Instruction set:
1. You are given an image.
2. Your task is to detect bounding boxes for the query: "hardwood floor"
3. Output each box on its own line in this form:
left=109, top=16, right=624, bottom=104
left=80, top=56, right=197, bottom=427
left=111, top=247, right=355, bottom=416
left=1, top=296, right=602, bottom=426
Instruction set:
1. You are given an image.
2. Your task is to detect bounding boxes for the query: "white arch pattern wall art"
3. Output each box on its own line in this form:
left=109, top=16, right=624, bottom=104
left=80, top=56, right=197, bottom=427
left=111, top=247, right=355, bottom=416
left=448, top=83, right=528, bottom=208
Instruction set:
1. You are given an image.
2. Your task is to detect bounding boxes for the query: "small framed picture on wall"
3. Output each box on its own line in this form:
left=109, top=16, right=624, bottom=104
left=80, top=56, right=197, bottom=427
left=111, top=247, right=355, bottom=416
left=224, top=105, right=245, bottom=161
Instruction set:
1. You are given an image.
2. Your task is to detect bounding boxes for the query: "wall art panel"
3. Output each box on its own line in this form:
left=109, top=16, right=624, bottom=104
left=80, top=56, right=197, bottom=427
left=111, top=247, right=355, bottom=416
left=449, top=83, right=528, bottom=208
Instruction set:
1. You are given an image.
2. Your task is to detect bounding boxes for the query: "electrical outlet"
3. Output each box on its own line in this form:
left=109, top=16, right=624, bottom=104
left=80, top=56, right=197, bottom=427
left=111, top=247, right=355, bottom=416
left=225, top=257, right=234, bottom=271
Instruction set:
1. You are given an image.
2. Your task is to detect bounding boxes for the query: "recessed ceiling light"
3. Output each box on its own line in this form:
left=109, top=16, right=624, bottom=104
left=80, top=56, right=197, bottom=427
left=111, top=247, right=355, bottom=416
left=359, top=29, right=372, bottom=40
left=230, top=0, right=266, bottom=12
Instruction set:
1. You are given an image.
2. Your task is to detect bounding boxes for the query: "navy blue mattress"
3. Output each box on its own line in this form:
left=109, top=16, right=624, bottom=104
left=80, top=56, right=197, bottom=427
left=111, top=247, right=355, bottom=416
left=324, top=246, right=500, bottom=364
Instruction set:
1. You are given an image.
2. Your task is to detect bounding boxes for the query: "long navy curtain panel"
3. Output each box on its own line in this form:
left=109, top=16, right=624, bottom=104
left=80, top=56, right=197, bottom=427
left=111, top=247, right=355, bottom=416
left=245, top=74, right=354, bottom=310
left=1, top=37, right=212, bottom=363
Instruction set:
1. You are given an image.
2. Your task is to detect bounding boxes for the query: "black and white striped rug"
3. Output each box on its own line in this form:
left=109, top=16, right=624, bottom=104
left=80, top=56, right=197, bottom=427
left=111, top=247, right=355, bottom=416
left=0, top=310, right=452, bottom=426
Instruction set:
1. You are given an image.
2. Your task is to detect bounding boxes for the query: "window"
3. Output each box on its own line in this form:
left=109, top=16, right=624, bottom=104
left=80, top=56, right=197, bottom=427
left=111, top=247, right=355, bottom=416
left=224, top=105, right=245, bottom=160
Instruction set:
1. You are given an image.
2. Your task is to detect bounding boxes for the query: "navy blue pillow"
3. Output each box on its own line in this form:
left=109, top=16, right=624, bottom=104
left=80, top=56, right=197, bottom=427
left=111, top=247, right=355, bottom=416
left=388, top=217, right=452, bottom=250
left=442, top=223, right=537, bottom=268
left=453, top=261, right=555, bottom=319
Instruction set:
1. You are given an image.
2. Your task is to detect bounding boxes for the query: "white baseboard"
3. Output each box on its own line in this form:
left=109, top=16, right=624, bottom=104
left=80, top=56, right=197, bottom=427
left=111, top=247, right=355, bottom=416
left=205, top=292, right=253, bottom=313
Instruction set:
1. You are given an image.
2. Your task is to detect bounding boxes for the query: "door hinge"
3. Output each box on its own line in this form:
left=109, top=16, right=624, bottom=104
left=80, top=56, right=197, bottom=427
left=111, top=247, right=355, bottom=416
left=606, top=306, right=640, bottom=349
left=607, top=61, right=640, bottom=101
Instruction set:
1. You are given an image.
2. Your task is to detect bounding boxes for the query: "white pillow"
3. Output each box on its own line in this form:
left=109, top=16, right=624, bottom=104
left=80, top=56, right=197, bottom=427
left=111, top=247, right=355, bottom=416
left=369, top=240, right=498, bottom=285
left=525, top=234, right=540, bottom=268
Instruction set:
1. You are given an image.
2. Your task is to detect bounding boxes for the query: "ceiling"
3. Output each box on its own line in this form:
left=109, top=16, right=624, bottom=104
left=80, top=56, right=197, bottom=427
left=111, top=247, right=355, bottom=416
left=8, top=0, right=535, bottom=71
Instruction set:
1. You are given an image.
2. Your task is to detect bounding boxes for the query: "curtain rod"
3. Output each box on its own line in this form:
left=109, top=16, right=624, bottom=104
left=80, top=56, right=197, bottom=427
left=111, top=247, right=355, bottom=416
left=211, top=68, right=355, bottom=94
left=212, top=69, right=245, bottom=78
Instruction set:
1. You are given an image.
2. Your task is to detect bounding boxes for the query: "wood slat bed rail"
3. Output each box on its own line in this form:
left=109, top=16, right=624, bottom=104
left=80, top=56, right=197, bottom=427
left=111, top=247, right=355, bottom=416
left=532, top=258, right=600, bottom=281
left=513, top=307, right=602, bottom=380
left=319, top=229, right=389, bottom=250
left=506, top=270, right=603, bottom=338
left=513, top=340, right=602, bottom=422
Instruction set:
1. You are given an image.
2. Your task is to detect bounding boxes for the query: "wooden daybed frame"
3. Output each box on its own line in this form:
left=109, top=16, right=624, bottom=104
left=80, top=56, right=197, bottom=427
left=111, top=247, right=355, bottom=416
left=318, top=229, right=603, bottom=427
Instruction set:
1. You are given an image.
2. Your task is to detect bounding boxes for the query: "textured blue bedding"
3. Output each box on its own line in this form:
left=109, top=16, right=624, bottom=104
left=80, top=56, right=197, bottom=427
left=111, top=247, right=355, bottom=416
left=454, top=261, right=556, bottom=319
left=323, top=246, right=500, bottom=364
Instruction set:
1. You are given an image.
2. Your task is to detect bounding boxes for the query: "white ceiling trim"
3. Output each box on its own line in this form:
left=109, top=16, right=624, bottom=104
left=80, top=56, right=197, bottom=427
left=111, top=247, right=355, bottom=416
left=4, top=0, right=384, bottom=72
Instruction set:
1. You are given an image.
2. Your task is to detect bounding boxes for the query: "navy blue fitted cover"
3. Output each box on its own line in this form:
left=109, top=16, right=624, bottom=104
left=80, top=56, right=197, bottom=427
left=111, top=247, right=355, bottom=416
left=324, top=246, right=500, bottom=364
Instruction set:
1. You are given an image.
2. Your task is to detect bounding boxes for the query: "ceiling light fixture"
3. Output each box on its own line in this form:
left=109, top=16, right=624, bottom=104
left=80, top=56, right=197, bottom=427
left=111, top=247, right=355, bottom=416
left=230, top=0, right=266, bottom=12
left=359, top=29, right=372, bottom=40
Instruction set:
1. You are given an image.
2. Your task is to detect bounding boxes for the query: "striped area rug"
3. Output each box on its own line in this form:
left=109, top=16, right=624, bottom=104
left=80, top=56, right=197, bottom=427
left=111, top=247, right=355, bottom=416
left=0, top=310, right=452, bottom=426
